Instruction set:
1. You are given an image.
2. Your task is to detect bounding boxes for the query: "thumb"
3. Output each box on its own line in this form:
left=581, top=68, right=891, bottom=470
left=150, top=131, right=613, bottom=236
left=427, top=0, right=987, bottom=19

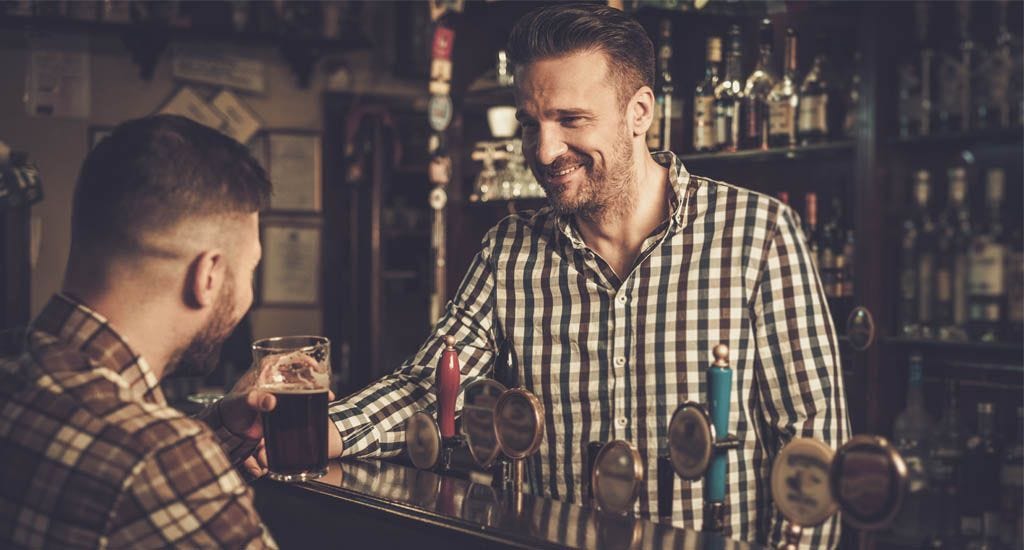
left=246, top=390, right=277, bottom=413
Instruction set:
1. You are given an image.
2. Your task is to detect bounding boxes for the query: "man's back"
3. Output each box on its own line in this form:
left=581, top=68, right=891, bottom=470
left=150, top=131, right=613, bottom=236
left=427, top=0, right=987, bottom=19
left=0, top=295, right=272, bottom=548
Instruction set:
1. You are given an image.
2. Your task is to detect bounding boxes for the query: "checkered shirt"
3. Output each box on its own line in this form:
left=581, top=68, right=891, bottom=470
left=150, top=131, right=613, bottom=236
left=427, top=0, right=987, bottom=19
left=0, top=294, right=276, bottom=548
left=330, top=152, right=849, bottom=547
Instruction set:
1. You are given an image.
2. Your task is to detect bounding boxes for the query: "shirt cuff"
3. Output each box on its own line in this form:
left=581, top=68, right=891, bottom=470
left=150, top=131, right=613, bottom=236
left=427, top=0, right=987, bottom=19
left=328, top=401, right=382, bottom=458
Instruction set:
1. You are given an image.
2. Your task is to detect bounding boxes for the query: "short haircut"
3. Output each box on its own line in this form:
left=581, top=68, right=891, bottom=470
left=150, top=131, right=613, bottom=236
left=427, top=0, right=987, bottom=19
left=71, top=115, right=271, bottom=256
left=506, top=3, right=655, bottom=105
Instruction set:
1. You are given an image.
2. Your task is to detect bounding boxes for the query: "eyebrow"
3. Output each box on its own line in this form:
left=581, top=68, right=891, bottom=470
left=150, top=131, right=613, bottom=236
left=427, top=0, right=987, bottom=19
left=516, top=108, right=595, bottom=121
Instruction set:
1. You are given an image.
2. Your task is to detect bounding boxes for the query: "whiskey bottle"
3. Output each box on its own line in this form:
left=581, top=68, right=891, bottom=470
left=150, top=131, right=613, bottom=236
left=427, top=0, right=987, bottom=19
left=714, top=25, right=744, bottom=153
left=768, top=27, right=799, bottom=148
left=900, top=170, right=935, bottom=338
left=936, top=1, right=974, bottom=133
left=741, top=19, right=776, bottom=150
left=967, top=168, right=1007, bottom=342
left=798, top=36, right=831, bottom=145
left=891, top=352, right=933, bottom=543
left=962, top=402, right=1001, bottom=548
left=927, top=380, right=964, bottom=548
left=934, top=166, right=972, bottom=340
left=898, top=1, right=934, bottom=137
left=693, top=36, right=722, bottom=153
left=647, top=19, right=674, bottom=152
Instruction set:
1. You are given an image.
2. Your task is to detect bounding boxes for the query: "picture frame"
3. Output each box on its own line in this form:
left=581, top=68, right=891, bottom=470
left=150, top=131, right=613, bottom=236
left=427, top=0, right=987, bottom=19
left=263, top=130, right=322, bottom=213
left=258, top=216, right=322, bottom=307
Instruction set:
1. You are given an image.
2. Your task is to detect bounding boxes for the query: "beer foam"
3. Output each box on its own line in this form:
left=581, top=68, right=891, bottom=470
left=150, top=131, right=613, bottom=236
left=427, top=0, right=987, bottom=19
left=257, top=351, right=329, bottom=390
left=262, top=385, right=328, bottom=395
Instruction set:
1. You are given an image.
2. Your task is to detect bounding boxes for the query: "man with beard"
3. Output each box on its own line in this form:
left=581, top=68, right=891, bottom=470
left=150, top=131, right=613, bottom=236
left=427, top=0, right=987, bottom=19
left=327, top=4, right=847, bottom=548
left=0, top=115, right=286, bottom=548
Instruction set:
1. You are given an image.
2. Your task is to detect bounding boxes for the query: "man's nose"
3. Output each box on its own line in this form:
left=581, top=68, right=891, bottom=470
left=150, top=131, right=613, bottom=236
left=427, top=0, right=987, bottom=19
left=535, top=125, right=569, bottom=166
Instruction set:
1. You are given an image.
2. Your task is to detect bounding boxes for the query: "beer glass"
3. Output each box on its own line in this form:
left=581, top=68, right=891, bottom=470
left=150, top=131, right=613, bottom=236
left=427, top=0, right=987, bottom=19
left=253, top=335, right=331, bottom=482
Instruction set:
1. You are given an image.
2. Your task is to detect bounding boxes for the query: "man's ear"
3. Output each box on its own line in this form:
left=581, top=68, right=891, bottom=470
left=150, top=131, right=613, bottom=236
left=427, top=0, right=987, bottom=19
left=630, top=85, right=656, bottom=138
left=185, top=249, right=225, bottom=309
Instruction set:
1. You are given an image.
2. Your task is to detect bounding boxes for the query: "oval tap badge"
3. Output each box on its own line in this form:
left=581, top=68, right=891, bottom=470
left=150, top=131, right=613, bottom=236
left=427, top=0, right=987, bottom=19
left=428, top=94, right=453, bottom=132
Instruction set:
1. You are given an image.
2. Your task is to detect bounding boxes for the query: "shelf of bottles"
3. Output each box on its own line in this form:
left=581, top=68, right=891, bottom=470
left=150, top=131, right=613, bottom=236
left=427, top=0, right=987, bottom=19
left=892, top=0, right=1023, bottom=356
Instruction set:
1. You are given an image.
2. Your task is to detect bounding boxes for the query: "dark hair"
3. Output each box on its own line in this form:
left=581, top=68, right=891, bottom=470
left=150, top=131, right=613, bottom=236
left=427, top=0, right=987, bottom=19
left=506, top=3, right=655, bottom=103
left=71, top=114, right=271, bottom=255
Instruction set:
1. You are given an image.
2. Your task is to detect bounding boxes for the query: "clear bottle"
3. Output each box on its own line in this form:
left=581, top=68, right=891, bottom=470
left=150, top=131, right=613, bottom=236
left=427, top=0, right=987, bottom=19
left=798, top=36, right=831, bottom=145
left=891, top=352, right=934, bottom=543
left=768, top=28, right=799, bottom=148
left=647, top=19, right=674, bottom=152
left=962, top=402, right=1001, bottom=549
left=898, top=1, right=934, bottom=137
left=927, top=380, right=964, bottom=548
left=693, top=36, right=722, bottom=153
left=900, top=171, right=936, bottom=338
left=741, top=19, right=776, bottom=150
left=714, top=25, right=744, bottom=153
left=934, top=166, right=972, bottom=341
left=999, top=407, right=1024, bottom=549
left=936, top=1, right=974, bottom=133
left=967, top=168, right=1007, bottom=342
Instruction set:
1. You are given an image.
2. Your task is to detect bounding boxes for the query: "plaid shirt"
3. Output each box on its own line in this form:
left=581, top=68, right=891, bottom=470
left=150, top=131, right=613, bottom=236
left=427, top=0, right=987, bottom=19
left=0, top=294, right=276, bottom=549
left=331, top=152, right=849, bottom=547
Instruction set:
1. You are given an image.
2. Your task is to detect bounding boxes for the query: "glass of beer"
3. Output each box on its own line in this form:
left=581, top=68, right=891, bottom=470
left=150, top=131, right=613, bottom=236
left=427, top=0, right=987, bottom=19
left=252, top=335, right=331, bottom=482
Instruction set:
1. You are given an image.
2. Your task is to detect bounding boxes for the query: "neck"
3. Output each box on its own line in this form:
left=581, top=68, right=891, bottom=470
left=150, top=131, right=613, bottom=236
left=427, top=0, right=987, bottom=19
left=576, top=150, right=669, bottom=278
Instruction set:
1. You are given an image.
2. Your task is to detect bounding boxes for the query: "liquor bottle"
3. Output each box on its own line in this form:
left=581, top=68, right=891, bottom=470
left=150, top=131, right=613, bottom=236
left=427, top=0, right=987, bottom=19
left=714, top=25, right=744, bottom=153
left=962, top=402, right=1001, bottom=548
left=819, top=196, right=845, bottom=299
left=647, top=19, right=674, bottom=152
left=934, top=166, right=972, bottom=341
left=891, top=353, right=933, bottom=543
left=843, top=51, right=863, bottom=138
left=693, top=36, right=722, bottom=153
left=927, top=380, right=964, bottom=548
left=967, top=168, right=1006, bottom=342
left=803, top=192, right=820, bottom=270
left=900, top=171, right=935, bottom=338
left=974, top=1, right=1013, bottom=130
left=768, top=28, right=799, bottom=148
left=741, top=19, right=776, bottom=150
left=798, top=36, right=831, bottom=145
left=999, top=407, right=1023, bottom=549
left=898, top=2, right=934, bottom=138
left=936, top=1, right=974, bottom=133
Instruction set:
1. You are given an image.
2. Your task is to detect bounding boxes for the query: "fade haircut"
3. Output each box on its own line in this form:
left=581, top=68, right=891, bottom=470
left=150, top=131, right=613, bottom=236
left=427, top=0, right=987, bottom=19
left=506, top=3, right=655, bottom=106
left=71, top=114, right=271, bottom=257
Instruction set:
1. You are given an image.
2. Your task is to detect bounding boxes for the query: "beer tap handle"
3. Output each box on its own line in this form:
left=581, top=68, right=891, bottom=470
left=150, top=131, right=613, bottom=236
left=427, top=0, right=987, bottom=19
left=705, top=343, right=732, bottom=531
left=657, top=453, right=674, bottom=522
left=437, top=335, right=460, bottom=438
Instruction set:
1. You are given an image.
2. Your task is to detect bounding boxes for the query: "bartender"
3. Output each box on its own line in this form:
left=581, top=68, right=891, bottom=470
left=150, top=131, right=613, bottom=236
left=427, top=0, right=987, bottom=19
left=327, top=4, right=849, bottom=547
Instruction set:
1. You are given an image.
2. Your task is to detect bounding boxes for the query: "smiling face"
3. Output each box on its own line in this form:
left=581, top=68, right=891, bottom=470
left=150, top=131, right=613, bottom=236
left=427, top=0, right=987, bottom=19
left=515, top=50, right=639, bottom=221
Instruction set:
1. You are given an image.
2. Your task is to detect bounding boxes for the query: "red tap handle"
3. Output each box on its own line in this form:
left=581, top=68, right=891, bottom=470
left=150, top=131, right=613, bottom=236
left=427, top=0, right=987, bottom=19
left=437, top=335, right=460, bottom=438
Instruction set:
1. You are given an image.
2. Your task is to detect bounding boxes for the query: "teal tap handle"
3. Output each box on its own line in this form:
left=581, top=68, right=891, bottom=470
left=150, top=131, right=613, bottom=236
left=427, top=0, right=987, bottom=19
left=705, top=344, right=732, bottom=505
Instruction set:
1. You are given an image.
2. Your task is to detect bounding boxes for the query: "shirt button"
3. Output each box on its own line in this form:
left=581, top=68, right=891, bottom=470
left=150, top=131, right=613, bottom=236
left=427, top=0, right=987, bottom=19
left=615, top=417, right=627, bottom=428
left=616, top=295, right=627, bottom=305
left=614, top=356, right=625, bottom=366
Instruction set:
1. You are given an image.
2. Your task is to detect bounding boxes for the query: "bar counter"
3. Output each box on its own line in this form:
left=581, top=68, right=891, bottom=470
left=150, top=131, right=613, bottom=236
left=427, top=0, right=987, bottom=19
left=253, top=458, right=760, bottom=549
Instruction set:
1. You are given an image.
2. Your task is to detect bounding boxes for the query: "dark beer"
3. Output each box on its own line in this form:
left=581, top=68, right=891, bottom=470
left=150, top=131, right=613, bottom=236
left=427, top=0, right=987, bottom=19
left=262, top=388, right=328, bottom=479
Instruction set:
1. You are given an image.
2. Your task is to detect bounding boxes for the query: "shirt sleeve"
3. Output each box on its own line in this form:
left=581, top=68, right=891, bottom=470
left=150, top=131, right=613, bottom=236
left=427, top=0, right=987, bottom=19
left=104, top=427, right=277, bottom=549
left=193, top=399, right=260, bottom=466
left=751, top=204, right=850, bottom=549
left=329, top=231, right=501, bottom=458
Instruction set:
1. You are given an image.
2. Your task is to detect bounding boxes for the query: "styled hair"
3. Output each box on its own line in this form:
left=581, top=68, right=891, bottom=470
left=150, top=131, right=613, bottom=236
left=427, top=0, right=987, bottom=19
left=506, top=3, right=655, bottom=104
left=71, top=114, right=271, bottom=256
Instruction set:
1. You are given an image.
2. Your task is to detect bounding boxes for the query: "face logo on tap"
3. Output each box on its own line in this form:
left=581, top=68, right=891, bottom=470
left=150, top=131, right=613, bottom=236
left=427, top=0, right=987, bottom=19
left=771, top=438, right=838, bottom=528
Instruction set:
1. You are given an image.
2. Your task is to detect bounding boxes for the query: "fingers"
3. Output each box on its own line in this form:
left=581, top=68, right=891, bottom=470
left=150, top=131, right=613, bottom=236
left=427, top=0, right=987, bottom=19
left=257, top=440, right=268, bottom=470
left=328, top=390, right=336, bottom=401
left=242, top=455, right=265, bottom=480
left=245, top=390, right=277, bottom=413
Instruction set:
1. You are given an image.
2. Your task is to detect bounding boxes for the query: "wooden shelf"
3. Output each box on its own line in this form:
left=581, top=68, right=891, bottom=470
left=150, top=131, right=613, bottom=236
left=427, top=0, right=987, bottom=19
left=678, top=140, right=855, bottom=164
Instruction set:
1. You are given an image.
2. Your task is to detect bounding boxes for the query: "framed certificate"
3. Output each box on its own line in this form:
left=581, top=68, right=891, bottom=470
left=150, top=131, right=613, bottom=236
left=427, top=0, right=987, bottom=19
left=265, top=131, right=321, bottom=212
left=258, top=217, right=322, bottom=307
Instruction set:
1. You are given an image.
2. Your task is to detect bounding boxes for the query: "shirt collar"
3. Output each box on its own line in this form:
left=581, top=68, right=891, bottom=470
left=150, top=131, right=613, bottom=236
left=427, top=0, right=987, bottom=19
left=30, top=293, right=165, bottom=405
left=556, top=151, right=696, bottom=250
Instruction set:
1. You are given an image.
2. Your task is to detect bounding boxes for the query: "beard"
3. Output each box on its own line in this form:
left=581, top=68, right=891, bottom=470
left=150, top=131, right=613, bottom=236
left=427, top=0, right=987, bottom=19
left=167, top=275, right=240, bottom=378
left=535, top=126, right=636, bottom=224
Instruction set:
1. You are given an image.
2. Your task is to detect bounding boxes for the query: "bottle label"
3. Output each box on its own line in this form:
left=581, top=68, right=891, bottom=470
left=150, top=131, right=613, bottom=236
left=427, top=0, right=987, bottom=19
left=768, top=100, right=795, bottom=137
left=969, top=240, right=1006, bottom=296
left=693, top=96, right=715, bottom=150
left=798, top=95, right=828, bottom=133
left=714, top=103, right=733, bottom=147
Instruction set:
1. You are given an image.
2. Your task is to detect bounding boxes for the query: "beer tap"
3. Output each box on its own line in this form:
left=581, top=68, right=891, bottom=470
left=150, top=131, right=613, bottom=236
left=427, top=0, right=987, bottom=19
left=659, top=343, right=740, bottom=529
left=405, top=335, right=464, bottom=472
left=770, top=437, right=838, bottom=549
left=493, top=387, right=545, bottom=511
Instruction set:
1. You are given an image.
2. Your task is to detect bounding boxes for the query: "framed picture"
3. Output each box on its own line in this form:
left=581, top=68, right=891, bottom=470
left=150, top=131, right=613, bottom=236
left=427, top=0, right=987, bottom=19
left=258, top=216, right=322, bottom=307
left=264, top=131, right=321, bottom=212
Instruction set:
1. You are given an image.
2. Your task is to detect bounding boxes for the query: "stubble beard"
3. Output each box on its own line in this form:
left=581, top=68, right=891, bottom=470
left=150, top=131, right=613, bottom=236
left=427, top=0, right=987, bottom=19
left=166, top=275, right=239, bottom=378
left=541, top=128, right=637, bottom=226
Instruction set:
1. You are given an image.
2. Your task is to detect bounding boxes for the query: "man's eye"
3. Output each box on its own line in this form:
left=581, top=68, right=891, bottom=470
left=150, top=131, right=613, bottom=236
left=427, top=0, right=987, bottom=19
left=561, top=117, right=583, bottom=127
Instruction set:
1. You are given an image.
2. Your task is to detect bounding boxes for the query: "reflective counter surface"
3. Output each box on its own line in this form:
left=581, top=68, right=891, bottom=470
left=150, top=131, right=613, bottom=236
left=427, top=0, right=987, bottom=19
left=254, top=458, right=760, bottom=549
